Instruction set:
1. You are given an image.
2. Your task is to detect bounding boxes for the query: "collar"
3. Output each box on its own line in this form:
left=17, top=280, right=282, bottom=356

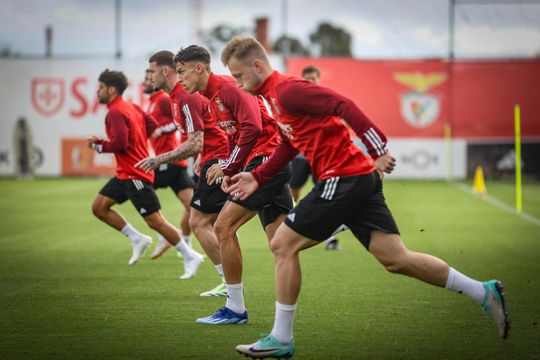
left=252, top=70, right=280, bottom=95
left=201, top=72, right=220, bottom=99
left=149, top=89, right=165, bottom=101
left=107, top=96, right=123, bottom=109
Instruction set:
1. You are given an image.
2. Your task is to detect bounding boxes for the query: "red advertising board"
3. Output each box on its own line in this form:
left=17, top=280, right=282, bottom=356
left=61, top=138, right=115, bottom=176
left=287, top=58, right=540, bottom=139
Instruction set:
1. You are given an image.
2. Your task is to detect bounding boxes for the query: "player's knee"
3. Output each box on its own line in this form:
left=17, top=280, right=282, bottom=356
left=189, top=214, right=205, bottom=232
left=213, top=220, right=235, bottom=241
left=381, top=256, right=408, bottom=274
left=269, top=237, right=289, bottom=257
left=144, top=214, right=163, bottom=230
left=91, top=201, right=106, bottom=220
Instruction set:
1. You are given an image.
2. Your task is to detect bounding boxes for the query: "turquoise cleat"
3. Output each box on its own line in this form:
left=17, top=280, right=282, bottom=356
left=236, top=334, right=295, bottom=359
left=482, top=280, right=510, bottom=339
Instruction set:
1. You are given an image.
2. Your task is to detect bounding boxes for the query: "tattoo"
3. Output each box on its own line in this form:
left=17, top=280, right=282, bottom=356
left=155, top=131, right=203, bottom=165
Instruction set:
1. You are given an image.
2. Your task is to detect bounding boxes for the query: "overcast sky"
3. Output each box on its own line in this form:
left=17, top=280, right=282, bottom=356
left=1, top=0, right=540, bottom=60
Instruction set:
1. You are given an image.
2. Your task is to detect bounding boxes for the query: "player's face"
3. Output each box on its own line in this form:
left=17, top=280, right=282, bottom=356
left=143, top=70, right=154, bottom=94
left=226, top=56, right=262, bottom=94
left=97, top=82, right=112, bottom=104
left=176, top=61, right=201, bottom=94
left=148, top=61, right=166, bottom=90
left=303, top=71, right=320, bottom=84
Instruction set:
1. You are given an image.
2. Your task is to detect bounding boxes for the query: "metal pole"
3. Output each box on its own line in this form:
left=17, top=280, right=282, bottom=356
left=281, top=0, right=289, bottom=68
left=115, top=0, right=122, bottom=59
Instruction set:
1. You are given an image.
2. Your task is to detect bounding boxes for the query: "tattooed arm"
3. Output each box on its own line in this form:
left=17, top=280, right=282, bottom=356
left=135, top=131, right=203, bottom=173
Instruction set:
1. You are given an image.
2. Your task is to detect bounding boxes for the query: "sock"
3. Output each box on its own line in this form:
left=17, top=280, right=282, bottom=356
left=225, top=283, right=245, bottom=314
left=175, top=240, right=195, bottom=261
left=181, top=234, right=191, bottom=247
left=121, top=223, right=143, bottom=242
left=271, top=302, right=297, bottom=343
left=215, top=264, right=225, bottom=282
left=445, top=267, right=485, bottom=304
left=157, top=232, right=166, bottom=243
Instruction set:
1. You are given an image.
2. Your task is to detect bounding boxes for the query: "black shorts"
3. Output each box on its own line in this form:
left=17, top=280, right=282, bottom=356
left=190, top=159, right=228, bottom=214
left=153, top=164, right=195, bottom=194
left=99, top=177, right=161, bottom=218
left=231, top=156, right=293, bottom=228
left=284, top=171, right=400, bottom=249
left=290, top=155, right=312, bottom=189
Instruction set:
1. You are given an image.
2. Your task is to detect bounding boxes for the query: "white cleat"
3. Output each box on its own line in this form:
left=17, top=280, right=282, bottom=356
left=150, top=238, right=171, bottom=259
left=179, top=251, right=205, bottom=280
left=128, top=235, right=152, bottom=266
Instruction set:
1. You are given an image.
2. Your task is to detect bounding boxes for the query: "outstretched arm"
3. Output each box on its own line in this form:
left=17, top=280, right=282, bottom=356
left=135, top=130, right=203, bottom=172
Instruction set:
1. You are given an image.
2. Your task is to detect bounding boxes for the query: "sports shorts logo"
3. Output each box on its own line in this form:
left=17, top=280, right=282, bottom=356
left=193, top=199, right=201, bottom=206
left=287, top=213, right=295, bottom=222
left=140, top=207, right=147, bottom=214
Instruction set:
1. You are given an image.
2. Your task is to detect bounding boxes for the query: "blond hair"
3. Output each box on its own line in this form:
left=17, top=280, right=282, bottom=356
left=221, top=36, right=270, bottom=66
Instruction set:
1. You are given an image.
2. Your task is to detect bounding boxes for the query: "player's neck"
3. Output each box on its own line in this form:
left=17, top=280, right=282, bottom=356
left=163, top=75, right=177, bottom=94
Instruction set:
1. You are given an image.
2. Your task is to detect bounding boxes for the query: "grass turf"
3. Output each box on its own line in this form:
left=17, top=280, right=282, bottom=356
left=1, top=178, right=539, bottom=359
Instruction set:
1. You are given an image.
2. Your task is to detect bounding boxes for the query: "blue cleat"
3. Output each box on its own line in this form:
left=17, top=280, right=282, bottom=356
left=196, top=307, right=248, bottom=325
left=482, top=280, right=510, bottom=339
left=236, top=334, right=295, bottom=359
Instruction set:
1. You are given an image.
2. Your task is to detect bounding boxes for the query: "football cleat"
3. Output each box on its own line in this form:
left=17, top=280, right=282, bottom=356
left=196, top=307, right=248, bottom=325
left=150, top=238, right=170, bottom=259
left=482, top=280, right=510, bottom=339
left=179, top=251, right=205, bottom=280
left=128, top=235, right=152, bottom=266
left=200, top=282, right=227, bottom=297
left=236, top=334, right=295, bottom=359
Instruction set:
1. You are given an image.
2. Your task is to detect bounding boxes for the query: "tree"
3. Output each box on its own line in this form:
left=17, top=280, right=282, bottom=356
left=309, top=22, right=352, bottom=57
left=273, top=35, right=310, bottom=56
left=203, top=23, right=249, bottom=55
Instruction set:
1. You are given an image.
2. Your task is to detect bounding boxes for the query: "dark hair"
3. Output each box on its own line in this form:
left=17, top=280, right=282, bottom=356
left=175, top=45, right=211, bottom=65
left=302, top=65, right=320, bottom=77
left=149, top=50, right=175, bottom=68
left=98, top=69, right=128, bottom=95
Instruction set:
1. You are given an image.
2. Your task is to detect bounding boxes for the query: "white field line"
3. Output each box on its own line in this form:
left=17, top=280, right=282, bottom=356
left=449, top=182, right=540, bottom=228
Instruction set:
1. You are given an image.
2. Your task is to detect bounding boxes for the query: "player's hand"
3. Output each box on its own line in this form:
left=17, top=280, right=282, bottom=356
left=151, top=128, right=162, bottom=138
left=206, top=163, right=224, bottom=185
left=221, top=176, right=231, bottom=192
left=193, top=156, right=202, bottom=177
left=135, top=157, right=159, bottom=173
left=226, top=172, right=259, bottom=201
left=87, top=135, right=101, bottom=149
left=375, top=153, right=396, bottom=175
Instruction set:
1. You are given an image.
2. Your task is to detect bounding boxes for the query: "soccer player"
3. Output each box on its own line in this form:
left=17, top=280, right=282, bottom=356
left=174, top=45, right=293, bottom=324
left=142, top=69, right=196, bottom=260
left=220, top=37, right=510, bottom=358
left=89, top=69, right=203, bottom=279
left=291, top=65, right=340, bottom=250
left=138, top=50, right=230, bottom=293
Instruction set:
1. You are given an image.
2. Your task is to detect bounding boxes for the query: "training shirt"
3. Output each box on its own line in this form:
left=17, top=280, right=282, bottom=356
left=169, top=83, right=229, bottom=166
left=201, top=73, right=279, bottom=177
left=147, top=89, right=187, bottom=167
left=96, top=96, right=157, bottom=183
left=251, top=71, right=387, bottom=184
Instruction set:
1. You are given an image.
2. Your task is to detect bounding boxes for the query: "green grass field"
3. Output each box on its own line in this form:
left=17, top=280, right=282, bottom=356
left=1, top=178, right=539, bottom=359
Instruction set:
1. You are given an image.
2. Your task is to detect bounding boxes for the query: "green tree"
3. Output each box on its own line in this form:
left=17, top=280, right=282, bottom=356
left=203, top=23, right=249, bottom=55
left=273, top=35, right=310, bottom=56
left=309, top=22, right=352, bottom=57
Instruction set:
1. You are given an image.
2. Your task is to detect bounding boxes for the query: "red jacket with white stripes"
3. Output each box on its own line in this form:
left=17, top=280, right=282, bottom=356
left=251, top=71, right=387, bottom=184
left=95, top=96, right=157, bottom=183
left=169, top=83, right=228, bottom=165
left=201, top=73, right=279, bottom=177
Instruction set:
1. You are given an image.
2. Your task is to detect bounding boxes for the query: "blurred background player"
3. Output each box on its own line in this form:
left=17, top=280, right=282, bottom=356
left=172, top=45, right=293, bottom=325
left=142, top=69, right=196, bottom=260
left=138, top=50, right=229, bottom=292
left=221, top=37, right=509, bottom=358
left=90, top=69, right=203, bottom=278
left=291, top=65, right=340, bottom=250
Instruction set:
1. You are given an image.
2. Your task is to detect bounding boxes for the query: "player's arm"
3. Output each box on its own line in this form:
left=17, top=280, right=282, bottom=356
left=278, top=81, right=395, bottom=173
left=135, top=95, right=205, bottom=172
left=219, top=86, right=262, bottom=177
left=226, top=134, right=298, bottom=201
left=90, top=111, right=129, bottom=153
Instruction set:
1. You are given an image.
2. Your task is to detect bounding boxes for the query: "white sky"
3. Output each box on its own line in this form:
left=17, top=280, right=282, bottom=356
left=1, top=0, right=540, bottom=59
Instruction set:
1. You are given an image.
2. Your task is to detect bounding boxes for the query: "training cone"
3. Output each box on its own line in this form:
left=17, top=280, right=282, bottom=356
left=473, top=165, right=487, bottom=197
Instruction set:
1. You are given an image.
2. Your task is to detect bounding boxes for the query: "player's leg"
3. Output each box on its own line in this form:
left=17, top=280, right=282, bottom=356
left=189, top=208, right=227, bottom=296
left=92, top=178, right=152, bottom=265
left=128, top=179, right=204, bottom=275
left=177, top=187, right=194, bottom=244
left=195, top=201, right=256, bottom=324
left=290, top=155, right=310, bottom=203
left=236, top=223, right=316, bottom=358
